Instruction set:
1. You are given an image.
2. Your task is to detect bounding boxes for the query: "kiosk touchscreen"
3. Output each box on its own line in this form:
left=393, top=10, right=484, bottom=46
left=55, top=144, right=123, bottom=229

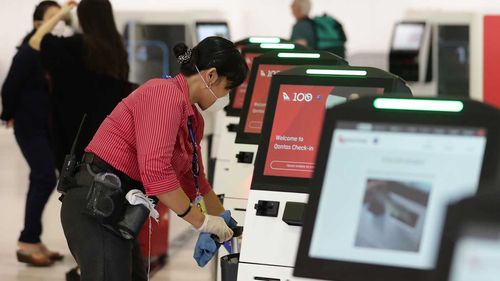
left=294, top=97, right=500, bottom=281
left=392, top=22, right=425, bottom=51
left=236, top=51, right=347, bottom=145
left=431, top=192, right=500, bottom=281
left=195, top=21, right=230, bottom=42
left=447, top=223, right=500, bottom=281
left=226, top=42, right=307, bottom=117
left=389, top=21, right=431, bottom=83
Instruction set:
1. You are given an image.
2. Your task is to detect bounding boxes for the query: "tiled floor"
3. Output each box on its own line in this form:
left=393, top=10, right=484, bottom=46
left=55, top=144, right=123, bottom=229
left=0, top=127, right=215, bottom=281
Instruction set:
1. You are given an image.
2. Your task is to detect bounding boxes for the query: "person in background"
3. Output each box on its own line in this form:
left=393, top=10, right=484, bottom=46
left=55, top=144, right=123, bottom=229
left=29, top=0, right=131, bottom=170
left=0, top=0, right=67, bottom=267
left=290, top=0, right=315, bottom=48
left=29, top=0, right=136, bottom=279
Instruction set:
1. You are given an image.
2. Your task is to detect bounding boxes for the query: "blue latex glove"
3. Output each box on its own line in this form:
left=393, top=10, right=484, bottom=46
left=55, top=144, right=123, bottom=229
left=193, top=210, right=237, bottom=267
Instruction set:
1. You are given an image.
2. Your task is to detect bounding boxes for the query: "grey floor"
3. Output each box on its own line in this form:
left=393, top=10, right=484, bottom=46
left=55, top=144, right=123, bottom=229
left=0, top=127, right=214, bottom=281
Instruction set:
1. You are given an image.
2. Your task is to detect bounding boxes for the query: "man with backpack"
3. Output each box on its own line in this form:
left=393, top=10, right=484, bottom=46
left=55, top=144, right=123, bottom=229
left=290, top=0, right=316, bottom=48
left=290, top=0, right=347, bottom=58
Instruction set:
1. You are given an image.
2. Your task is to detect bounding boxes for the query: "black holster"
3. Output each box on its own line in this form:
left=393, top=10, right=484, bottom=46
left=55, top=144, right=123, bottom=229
left=83, top=168, right=150, bottom=240
left=84, top=171, right=125, bottom=225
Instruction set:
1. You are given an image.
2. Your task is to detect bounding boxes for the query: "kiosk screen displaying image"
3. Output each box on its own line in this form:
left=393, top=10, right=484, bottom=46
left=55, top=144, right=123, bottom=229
left=392, top=23, right=425, bottom=51
left=196, top=22, right=230, bottom=42
left=263, top=86, right=384, bottom=179
left=309, top=121, right=487, bottom=269
left=232, top=53, right=260, bottom=110
left=449, top=224, right=500, bottom=281
left=244, top=64, right=295, bottom=134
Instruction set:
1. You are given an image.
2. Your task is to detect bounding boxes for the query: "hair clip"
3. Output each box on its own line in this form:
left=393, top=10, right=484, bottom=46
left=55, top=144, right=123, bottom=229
left=177, top=48, right=192, bottom=64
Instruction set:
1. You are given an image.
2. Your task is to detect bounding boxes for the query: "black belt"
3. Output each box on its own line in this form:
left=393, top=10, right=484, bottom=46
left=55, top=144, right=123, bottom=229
left=76, top=153, right=144, bottom=194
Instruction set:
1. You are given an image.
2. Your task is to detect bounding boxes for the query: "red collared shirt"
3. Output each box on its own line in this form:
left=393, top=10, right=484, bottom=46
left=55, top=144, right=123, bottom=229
left=85, top=74, right=211, bottom=198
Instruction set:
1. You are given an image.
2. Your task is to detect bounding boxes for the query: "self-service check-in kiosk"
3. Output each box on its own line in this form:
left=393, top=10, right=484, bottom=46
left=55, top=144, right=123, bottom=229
left=215, top=50, right=346, bottom=281
left=211, top=38, right=290, bottom=186
left=389, top=21, right=432, bottom=84
left=213, top=37, right=296, bottom=281
left=294, top=97, right=500, bottom=281
left=237, top=66, right=412, bottom=280
left=214, top=51, right=347, bottom=224
left=431, top=192, right=500, bottom=281
left=389, top=11, right=500, bottom=109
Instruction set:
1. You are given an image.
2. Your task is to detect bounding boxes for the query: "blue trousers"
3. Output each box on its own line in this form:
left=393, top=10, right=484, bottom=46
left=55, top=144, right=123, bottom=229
left=14, top=127, right=57, bottom=244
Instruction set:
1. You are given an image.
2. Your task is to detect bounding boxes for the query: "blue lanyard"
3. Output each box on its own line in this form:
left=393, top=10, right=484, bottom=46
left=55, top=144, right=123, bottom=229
left=187, top=117, right=201, bottom=197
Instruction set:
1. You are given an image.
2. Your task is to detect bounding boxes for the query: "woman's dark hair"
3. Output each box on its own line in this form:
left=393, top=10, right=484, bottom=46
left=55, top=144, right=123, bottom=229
left=173, top=37, right=248, bottom=89
left=33, top=0, right=60, bottom=21
left=77, top=0, right=129, bottom=80
left=21, top=1, right=60, bottom=45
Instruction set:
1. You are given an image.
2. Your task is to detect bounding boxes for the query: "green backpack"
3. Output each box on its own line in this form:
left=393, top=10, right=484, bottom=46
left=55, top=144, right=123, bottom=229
left=312, top=14, right=347, bottom=50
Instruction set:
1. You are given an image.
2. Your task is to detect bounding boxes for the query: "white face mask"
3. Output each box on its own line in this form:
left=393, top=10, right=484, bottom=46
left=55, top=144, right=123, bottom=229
left=196, top=66, right=230, bottom=112
left=51, top=21, right=74, bottom=37
left=206, top=94, right=230, bottom=113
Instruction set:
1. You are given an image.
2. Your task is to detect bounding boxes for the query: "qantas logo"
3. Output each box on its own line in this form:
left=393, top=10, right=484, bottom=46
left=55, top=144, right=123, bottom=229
left=282, top=92, right=313, bottom=102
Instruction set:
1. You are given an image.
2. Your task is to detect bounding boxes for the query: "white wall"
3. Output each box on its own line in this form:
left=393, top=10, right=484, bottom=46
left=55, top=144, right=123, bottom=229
left=0, top=0, right=40, bottom=89
left=2, top=0, right=500, bottom=90
left=109, top=0, right=500, bottom=54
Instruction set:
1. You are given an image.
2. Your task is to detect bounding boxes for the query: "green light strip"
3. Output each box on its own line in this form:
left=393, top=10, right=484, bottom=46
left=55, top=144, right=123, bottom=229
left=260, top=43, right=296, bottom=49
left=249, top=37, right=281, bottom=43
left=306, top=69, right=367, bottom=76
left=277, top=52, right=321, bottom=58
left=373, top=98, right=464, bottom=112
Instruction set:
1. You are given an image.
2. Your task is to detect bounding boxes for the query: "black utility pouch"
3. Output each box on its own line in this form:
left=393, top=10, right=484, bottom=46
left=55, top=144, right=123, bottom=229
left=85, top=172, right=124, bottom=224
left=116, top=203, right=150, bottom=240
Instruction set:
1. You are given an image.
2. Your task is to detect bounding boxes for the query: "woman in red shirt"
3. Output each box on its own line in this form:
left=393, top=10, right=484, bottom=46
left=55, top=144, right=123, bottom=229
left=60, top=36, right=248, bottom=281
